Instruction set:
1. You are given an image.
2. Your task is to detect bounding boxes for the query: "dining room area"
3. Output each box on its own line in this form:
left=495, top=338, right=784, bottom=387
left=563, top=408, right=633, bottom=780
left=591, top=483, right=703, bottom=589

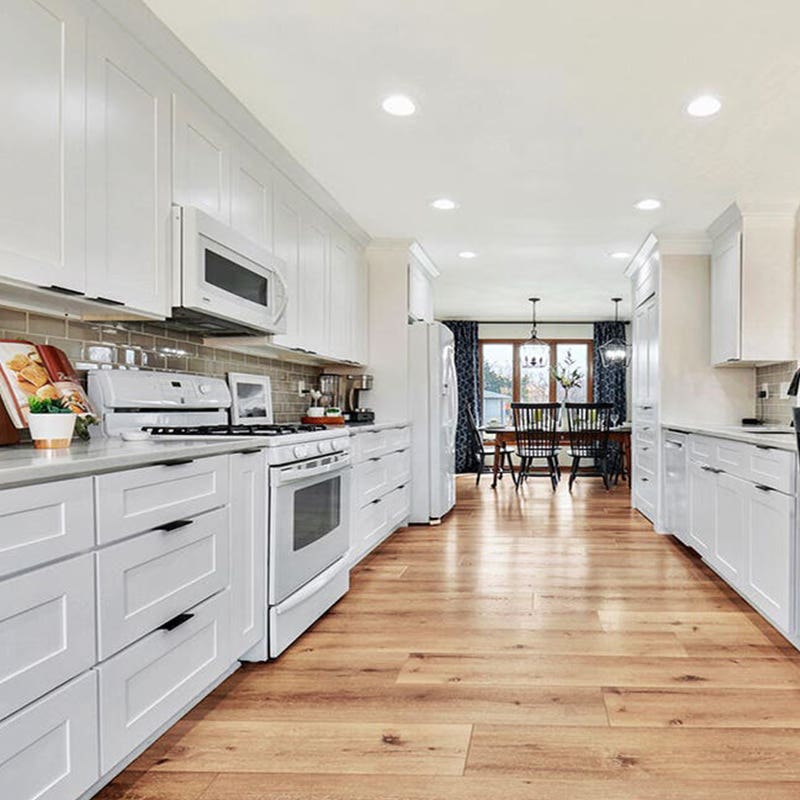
left=445, top=297, right=632, bottom=494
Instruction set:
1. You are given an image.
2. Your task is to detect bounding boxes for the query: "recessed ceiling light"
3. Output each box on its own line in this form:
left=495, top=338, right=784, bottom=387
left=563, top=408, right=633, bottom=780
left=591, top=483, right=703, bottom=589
left=611, top=251, right=632, bottom=260
left=686, top=94, right=722, bottom=118
left=381, top=94, right=416, bottom=116
left=458, top=251, right=477, bottom=259
left=431, top=197, right=458, bottom=211
left=634, top=198, right=662, bottom=211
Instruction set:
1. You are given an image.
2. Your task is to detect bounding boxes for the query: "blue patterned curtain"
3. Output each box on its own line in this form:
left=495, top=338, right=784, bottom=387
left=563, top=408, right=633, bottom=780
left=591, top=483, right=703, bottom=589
left=443, top=320, right=480, bottom=474
left=593, top=321, right=627, bottom=421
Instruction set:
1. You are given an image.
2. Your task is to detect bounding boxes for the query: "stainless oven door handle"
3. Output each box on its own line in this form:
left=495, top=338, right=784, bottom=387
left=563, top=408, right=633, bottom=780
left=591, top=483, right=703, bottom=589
left=274, top=560, right=345, bottom=615
left=275, top=457, right=351, bottom=486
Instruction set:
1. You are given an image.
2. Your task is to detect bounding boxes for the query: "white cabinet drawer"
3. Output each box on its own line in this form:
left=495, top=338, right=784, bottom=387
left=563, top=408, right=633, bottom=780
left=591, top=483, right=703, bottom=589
left=634, top=443, right=656, bottom=475
left=745, top=445, right=795, bottom=494
left=97, top=506, right=230, bottom=660
left=97, top=590, right=231, bottom=773
left=354, top=457, right=389, bottom=506
left=385, top=449, right=412, bottom=491
left=634, top=423, right=656, bottom=445
left=95, top=454, right=229, bottom=544
left=0, top=554, right=95, bottom=720
left=352, top=430, right=387, bottom=462
left=0, top=672, right=99, bottom=800
left=689, top=435, right=716, bottom=463
left=384, top=426, right=411, bottom=452
left=0, top=478, right=93, bottom=578
left=385, top=483, right=411, bottom=531
left=356, top=496, right=389, bottom=553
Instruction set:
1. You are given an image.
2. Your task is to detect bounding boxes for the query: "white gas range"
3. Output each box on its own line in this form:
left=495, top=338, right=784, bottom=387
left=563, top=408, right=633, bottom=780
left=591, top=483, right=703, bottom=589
left=89, top=370, right=351, bottom=659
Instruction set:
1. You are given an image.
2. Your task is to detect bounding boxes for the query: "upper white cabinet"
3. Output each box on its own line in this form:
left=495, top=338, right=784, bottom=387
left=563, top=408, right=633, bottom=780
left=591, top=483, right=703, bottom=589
left=708, top=203, right=796, bottom=366
left=299, top=211, right=330, bottom=355
left=173, top=92, right=233, bottom=224
left=271, top=178, right=303, bottom=350
left=0, top=0, right=86, bottom=294
left=231, top=139, right=274, bottom=251
left=408, top=258, right=434, bottom=322
left=86, top=19, right=172, bottom=316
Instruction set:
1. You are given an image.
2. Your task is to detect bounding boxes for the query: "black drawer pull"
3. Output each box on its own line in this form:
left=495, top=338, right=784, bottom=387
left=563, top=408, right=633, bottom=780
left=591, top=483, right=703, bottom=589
left=93, top=296, right=125, bottom=306
left=755, top=484, right=775, bottom=493
left=641, top=477, right=649, bottom=482
left=159, top=519, right=193, bottom=533
left=43, top=284, right=85, bottom=296
left=756, top=445, right=776, bottom=451
left=240, top=447, right=264, bottom=455
left=158, top=612, right=194, bottom=632
left=160, top=458, right=195, bottom=467
left=371, top=498, right=382, bottom=504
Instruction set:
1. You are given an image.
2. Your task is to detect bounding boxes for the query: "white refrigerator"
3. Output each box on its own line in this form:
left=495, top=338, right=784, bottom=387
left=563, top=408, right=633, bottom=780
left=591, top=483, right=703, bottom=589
left=409, top=321, right=458, bottom=523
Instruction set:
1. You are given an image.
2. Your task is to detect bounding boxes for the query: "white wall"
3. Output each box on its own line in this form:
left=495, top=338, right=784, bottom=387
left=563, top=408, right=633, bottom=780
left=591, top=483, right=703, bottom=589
left=478, top=322, right=596, bottom=340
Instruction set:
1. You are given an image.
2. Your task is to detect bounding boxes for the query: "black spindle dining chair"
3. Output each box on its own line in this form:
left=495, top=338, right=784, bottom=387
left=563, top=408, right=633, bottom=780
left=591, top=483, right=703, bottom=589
left=511, top=403, right=560, bottom=491
left=565, top=402, right=613, bottom=491
left=465, top=405, right=514, bottom=486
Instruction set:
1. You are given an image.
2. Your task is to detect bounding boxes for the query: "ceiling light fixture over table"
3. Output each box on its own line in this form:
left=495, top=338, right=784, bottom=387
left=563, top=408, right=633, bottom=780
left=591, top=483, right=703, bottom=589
left=522, top=297, right=549, bottom=368
left=598, top=297, right=631, bottom=368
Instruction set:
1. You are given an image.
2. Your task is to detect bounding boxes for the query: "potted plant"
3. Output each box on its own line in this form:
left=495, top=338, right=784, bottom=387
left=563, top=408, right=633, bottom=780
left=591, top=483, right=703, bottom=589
left=27, top=396, right=77, bottom=449
left=552, top=350, right=584, bottom=425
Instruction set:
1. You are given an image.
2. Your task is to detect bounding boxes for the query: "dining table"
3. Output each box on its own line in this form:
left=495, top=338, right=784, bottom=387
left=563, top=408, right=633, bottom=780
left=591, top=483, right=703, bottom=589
left=482, top=423, right=632, bottom=488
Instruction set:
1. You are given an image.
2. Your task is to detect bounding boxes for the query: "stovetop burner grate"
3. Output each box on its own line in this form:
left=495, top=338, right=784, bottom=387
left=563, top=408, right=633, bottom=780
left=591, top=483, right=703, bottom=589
left=143, top=423, right=328, bottom=437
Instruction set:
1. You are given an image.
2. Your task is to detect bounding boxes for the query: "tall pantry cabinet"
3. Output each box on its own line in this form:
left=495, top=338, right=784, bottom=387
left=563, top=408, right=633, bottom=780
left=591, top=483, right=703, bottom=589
left=626, top=235, right=755, bottom=528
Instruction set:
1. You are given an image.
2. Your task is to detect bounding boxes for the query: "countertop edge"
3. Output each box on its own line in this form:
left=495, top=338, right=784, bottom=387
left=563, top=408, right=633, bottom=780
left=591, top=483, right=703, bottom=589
left=662, top=423, right=798, bottom=452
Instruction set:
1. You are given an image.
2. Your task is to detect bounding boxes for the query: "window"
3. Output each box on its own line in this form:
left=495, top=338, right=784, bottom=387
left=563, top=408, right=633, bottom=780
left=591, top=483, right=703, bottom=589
left=479, top=339, right=593, bottom=425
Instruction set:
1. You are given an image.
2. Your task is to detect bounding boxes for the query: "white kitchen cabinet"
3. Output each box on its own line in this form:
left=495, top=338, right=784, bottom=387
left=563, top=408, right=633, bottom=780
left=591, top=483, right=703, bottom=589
left=96, top=506, right=230, bottom=659
left=231, top=140, right=274, bottom=251
left=688, top=460, right=715, bottom=557
left=173, top=92, right=233, bottom=224
left=0, top=0, right=86, bottom=294
left=352, top=250, right=369, bottom=364
left=97, top=589, right=231, bottom=774
left=708, top=203, right=796, bottom=366
left=299, top=212, right=330, bottom=355
left=0, top=477, right=93, bottom=578
left=86, top=18, right=172, bottom=317
left=95, top=454, right=230, bottom=545
left=0, top=554, right=95, bottom=721
left=408, top=259, right=434, bottom=322
left=745, top=484, right=793, bottom=632
left=713, top=471, right=748, bottom=585
left=229, top=450, right=266, bottom=660
left=329, top=233, right=355, bottom=360
left=0, top=671, right=99, bottom=800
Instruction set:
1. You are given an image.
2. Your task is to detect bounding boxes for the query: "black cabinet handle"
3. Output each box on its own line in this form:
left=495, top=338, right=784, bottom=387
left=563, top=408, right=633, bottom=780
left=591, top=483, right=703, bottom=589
left=158, top=612, right=194, bottom=632
left=92, top=296, right=125, bottom=306
left=755, top=484, right=775, bottom=493
left=159, top=519, right=193, bottom=533
left=371, top=498, right=382, bottom=504
left=240, top=447, right=264, bottom=455
left=42, top=284, right=85, bottom=296
left=641, top=477, right=649, bottom=482
left=756, top=445, right=776, bottom=451
left=160, top=458, right=195, bottom=467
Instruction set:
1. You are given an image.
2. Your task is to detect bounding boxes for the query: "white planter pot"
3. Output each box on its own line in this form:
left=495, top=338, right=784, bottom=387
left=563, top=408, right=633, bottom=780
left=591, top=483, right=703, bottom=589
left=28, top=413, right=76, bottom=449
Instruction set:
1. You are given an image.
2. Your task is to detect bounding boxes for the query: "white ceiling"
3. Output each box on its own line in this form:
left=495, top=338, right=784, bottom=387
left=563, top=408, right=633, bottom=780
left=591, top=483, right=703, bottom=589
left=144, top=0, right=800, bottom=321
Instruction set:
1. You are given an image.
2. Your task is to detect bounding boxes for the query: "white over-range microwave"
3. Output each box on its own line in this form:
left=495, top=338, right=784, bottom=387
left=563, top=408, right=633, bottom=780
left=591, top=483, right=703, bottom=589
left=171, top=205, right=288, bottom=335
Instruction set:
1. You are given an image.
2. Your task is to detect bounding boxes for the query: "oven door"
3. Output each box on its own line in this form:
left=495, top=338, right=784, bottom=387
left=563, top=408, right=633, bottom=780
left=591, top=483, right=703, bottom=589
left=269, top=453, right=351, bottom=605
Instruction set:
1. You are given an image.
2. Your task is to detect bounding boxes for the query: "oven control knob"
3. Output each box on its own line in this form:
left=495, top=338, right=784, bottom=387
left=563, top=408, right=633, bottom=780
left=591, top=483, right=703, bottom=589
left=198, top=383, right=211, bottom=395
left=317, top=441, right=331, bottom=454
left=332, top=439, right=344, bottom=451
left=293, top=445, right=308, bottom=459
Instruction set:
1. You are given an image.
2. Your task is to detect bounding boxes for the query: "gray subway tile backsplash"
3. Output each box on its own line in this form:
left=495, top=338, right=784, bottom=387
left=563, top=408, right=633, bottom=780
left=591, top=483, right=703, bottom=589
left=1, top=307, right=320, bottom=422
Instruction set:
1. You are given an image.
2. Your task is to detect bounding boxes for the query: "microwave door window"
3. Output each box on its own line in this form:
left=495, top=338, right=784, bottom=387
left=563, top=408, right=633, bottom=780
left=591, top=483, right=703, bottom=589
left=293, top=476, right=341, bottom=551
left=205, top=249, right=269, bottom=307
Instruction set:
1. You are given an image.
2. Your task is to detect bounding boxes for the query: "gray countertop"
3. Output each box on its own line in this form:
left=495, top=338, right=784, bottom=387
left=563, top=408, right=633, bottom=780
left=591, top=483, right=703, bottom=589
left=0, top=438, right=269, bottom=489
left=662, top=423, right=798, bottom=452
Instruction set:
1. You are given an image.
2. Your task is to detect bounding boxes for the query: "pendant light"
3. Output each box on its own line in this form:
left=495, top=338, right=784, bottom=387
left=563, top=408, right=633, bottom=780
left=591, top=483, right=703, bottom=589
left=598, top=297, right=630, bottom=368
left=521, top=297, right=549, bottom=369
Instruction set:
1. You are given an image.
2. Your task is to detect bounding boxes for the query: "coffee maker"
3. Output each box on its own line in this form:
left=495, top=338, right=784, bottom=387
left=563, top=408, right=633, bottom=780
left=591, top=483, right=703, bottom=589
left=318, top=374, right=343, bottom=412
left=346, top=374, right=374, bottom=424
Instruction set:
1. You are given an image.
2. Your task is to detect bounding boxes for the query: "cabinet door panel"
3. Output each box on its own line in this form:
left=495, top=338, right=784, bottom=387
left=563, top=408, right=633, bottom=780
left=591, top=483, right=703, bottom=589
left=711, top=230, right=741, bottom=364
left=0, top=0, right=85, bottom=291
left=271, top=183, right=302, bottom=349
left=329, top=235, right=354, bottom=360
left=231, top=143, right=273, bottom=250
left=746, top=486, right=793, bottom=632
left=229, top=450, right=266, bottom=659
left=688, top=461, right=715, bottom=556
left=86, top=22, right=171, bottom=316
left=714, top=472, right=747, bottom=586
left=299, top=216, right=329, bottom=354
left=173, top=94, right=231, bottom=223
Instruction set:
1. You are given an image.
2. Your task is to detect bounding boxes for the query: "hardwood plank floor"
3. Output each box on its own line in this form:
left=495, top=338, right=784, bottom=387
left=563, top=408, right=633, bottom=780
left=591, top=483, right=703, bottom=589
left=96, top=475, right=800, bottom=799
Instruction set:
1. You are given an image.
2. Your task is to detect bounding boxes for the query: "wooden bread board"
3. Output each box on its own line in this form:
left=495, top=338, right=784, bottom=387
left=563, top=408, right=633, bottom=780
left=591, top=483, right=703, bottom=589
left=302, top=415, right=346, bottom=426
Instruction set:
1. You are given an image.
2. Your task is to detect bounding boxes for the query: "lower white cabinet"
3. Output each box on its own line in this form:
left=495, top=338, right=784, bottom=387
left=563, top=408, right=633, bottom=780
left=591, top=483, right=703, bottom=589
left=746, top=484, right=793, bottom=631
left=97, top=589, right=231, bottom=773
left=96, top=506, right=230, bottom=659
left=684, top=434, right=796, bottom=636
left=0, top=671, right=99, bottom=800
left=0, top=554, right=95, bottom=720
left=229, top=450, right=266, bottom=659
